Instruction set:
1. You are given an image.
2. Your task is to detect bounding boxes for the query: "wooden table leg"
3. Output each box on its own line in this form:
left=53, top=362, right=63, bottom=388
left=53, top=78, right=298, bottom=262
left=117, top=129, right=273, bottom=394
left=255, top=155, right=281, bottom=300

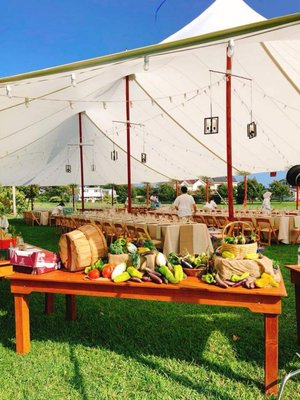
left=295, top=285, right=300, bottom=345
left=45, top=293, right=55, bottom=314
left=264, top=314, right=278, bottom=394
left=66, top=294, right=76, bottom=321
left=14, top=294, right=30, bottom=354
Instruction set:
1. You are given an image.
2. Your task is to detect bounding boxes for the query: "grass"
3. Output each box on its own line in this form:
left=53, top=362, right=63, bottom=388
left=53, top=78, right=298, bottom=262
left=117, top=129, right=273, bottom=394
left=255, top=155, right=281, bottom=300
left=0, top=219, right=300, bottom=399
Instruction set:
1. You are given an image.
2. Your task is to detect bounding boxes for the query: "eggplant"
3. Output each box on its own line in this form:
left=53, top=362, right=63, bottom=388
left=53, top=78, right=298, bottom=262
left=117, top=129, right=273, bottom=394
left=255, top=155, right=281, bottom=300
left=215, top=273, right=229, bottom=289
left=141, top=276, right=152, bottom=282
left=181, top=259, right=193, bottom=269
left=224, top=280, right=236, bottom=287
left=148, top=272, right=163, bottom=284
left=144, top=267, right=162, bottom=277
left=129, top=277, right=142, bottom=283
left=141, top=251, right=154, bottom=257
left=232, top=278, right=248, bottom=288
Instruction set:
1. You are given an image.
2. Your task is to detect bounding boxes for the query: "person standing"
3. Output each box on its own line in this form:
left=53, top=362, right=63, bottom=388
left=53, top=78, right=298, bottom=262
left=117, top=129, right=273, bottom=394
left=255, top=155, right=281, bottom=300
left=262, top=191, right=272, bottom=213
left=174, top=186, right=197, bottom=218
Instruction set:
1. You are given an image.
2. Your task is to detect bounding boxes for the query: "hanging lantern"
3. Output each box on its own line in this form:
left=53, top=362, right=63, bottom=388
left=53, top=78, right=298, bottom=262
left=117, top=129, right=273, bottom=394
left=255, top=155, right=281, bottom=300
left=141, top=152, right=147, bottom=163
left=247, top=122, right=257, bottom=139
left=204, top=72, right=219, bottom=134
left=204, top=116, right=219, bottom=134
left=111, top=150, right=118, bottom=161
left=91, top=164, right=96, bottom=172
left=65, top=164, right=71, bottom=173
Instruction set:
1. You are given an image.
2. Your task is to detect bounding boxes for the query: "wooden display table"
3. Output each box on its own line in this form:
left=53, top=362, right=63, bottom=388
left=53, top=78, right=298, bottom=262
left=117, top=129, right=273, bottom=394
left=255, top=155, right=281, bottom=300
left=6, top=270, right=287, bottom=395
left=286, top=265, right=300, bottom=344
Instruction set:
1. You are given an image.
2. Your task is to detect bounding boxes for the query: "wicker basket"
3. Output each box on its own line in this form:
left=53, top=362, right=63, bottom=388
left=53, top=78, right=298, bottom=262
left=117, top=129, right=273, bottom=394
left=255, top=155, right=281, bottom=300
left=221, top=221, right=257, bottom=259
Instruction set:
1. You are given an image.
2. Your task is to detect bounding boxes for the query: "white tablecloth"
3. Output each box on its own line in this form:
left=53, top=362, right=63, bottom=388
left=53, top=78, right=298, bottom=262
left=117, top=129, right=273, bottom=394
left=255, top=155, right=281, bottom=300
left=0, top=217, right=9, bottom=229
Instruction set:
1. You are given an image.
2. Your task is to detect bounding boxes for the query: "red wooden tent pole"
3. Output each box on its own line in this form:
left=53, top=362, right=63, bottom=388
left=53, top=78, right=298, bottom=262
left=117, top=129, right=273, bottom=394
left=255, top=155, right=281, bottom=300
left=206, top=179, right=209, bottom=202
left=226, top=42, right=234, bottom=221
left=296, top=185, right=299, bottom=210
left=176, top=180, right=179, bottom=197
left=78, top=112, right=85, bottom=212
left=146, top=183, right=150, bottom=207
left=126, top=76, right=132, bottom=213
left=243, top=175, right=247, bottom=208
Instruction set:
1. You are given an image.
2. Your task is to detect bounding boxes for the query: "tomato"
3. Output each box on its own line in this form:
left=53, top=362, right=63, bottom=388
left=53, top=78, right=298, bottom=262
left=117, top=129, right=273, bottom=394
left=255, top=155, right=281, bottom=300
left=88, top=269, right=100, bottom=279
left=102, top=264, right=115, bottom=279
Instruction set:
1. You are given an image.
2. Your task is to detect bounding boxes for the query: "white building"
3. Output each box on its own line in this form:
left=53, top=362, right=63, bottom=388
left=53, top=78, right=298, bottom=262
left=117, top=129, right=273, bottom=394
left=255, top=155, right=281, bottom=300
left=78, top=186, right=117, bottom=202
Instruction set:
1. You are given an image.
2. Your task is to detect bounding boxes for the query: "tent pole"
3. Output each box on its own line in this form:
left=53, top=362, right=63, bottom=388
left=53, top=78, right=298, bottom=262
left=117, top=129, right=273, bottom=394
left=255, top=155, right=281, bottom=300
left=126, top=75, right=132, bottom=213
left=12, top=186, right=17, bottom=216
left=243, top=175, right=247, bottom=208
left=78, top=112, right=85, bottom=212
left=146, top=183, right=149, bottom=208
left=176, top=180, right=179, bottom=197
left=205, top=179, right=209, bottom=202
left=296, top=186, right=299, bottom=210
left=72, top=185, right=75, bottom=211
left=226, top=42, right=234, bottom=221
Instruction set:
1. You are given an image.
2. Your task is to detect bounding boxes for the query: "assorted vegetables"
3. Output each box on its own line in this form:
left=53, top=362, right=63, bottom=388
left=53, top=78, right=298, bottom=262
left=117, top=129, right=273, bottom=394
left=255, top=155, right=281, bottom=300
left=83, top=236, right=280, bottom=291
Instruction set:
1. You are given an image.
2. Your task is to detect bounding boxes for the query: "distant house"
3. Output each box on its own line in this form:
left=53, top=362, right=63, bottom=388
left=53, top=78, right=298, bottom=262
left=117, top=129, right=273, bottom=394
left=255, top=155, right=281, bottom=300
left=210, top=176, right=238, bottom=191
left=78, top=186, right=117, bottom=202
left=179, top=176, right=238, bottom=192
left=180, top=179, right=205, bottom=192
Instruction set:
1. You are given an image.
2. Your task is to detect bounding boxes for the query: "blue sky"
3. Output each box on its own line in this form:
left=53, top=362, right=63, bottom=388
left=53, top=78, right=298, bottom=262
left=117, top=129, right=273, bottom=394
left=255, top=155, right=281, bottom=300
left=1, top=0, right=298, bottom=186
left=1, top=0, right=299, bottom=77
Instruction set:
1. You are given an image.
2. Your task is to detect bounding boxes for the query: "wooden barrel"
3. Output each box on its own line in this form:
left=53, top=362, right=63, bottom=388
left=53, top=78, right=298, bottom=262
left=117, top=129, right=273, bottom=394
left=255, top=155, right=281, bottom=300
left=59, top=224, right=107, bottom=271
left=78, top=224, right=107, bottom=261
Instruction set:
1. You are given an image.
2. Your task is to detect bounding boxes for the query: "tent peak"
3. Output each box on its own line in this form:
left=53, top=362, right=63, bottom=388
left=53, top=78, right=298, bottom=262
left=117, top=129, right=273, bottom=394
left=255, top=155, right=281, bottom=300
left=162, top=0, right=266, bottom=42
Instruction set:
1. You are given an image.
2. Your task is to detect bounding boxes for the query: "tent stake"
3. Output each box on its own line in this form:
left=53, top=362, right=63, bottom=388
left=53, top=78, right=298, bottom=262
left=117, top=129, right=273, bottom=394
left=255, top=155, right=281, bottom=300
left=226, top=42, right=234, bottom=221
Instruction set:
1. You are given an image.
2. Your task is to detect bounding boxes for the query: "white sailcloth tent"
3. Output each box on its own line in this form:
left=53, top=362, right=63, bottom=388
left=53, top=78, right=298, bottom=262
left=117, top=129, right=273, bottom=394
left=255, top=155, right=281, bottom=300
left=0, top=0, right=299, bottom=186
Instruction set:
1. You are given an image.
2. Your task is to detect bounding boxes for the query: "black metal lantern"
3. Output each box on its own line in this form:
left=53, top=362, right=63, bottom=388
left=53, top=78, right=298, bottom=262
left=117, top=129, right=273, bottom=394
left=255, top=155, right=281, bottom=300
left=65, top=164, right=71, bottom=173
left=247, top=122, right=257, bottom=139
left=111, top=150, right=118, bottom=161
left=141, top=153, right=147, bottom=163
left=204, top=116, right=219, bottom=134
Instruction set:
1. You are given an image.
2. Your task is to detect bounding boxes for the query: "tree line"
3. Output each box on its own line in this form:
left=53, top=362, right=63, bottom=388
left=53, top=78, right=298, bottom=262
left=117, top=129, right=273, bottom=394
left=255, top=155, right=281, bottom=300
left=0, top=178, right=292, bottom=216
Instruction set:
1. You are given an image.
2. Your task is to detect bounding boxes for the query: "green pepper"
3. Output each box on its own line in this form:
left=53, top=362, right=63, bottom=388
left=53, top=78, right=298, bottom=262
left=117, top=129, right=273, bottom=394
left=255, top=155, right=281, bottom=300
left=158, top=265, right=179, bottom=284
left=230, top=271, right=250, bottom=282
left=174, top=264, right=184, bottom=282
left=202, top=273, right=216, bottom=284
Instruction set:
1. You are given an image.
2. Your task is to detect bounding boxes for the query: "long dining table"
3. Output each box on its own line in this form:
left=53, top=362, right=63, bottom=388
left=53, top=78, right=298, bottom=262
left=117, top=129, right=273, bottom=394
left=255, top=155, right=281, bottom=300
left=6, top=269, right=287, bottom=395
left=64, top=214, right=214, bottom=255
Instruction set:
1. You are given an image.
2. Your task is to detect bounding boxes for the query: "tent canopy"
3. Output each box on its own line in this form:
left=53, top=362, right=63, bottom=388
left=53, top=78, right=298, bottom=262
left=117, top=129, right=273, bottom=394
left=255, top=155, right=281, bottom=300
left=0, top=0, right=299, bottom=186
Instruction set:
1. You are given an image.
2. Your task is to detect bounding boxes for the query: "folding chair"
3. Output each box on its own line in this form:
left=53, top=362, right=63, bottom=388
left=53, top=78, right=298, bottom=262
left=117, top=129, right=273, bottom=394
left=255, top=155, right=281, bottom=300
left=256, top=217, right=279, bottom=246
left=101, top=221, right=117, bottom=244
left=136, top=225, right=162, bottom=249
left=113, top=222, right=126, bottom=239
left=27, top=212, right=40, bottom=226
left=124, top=224, right=137, bottom=240
left=278, top=353, right=300, bottom=400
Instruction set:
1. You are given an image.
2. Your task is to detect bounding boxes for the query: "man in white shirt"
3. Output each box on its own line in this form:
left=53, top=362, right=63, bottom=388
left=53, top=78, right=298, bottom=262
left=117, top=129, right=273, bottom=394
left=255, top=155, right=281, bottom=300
left=51, top=202, right=64, bottom=216
left=174, top=186, right=197, bottom=218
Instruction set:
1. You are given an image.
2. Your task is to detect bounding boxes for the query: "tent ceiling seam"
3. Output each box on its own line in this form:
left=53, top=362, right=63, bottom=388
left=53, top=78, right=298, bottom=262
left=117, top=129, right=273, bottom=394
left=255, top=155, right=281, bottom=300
left=134, top=76, right=241, bottom=173
left=84, top=112, right=173, bottom=181
left=260, top=42, right=300, bottom=95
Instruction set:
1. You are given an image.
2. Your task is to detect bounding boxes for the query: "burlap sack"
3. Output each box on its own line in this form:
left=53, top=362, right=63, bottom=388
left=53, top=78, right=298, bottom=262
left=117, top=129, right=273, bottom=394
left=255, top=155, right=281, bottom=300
left=214, top=255, right=281, bottom=283
left=140, top=253, right=156, bottom=271
left=108, top=253, right=129, bottom=265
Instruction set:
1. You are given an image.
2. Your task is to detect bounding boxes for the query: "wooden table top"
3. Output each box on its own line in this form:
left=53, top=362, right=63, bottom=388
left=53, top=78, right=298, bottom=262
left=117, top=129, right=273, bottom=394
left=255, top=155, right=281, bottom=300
left=6, top=268, right=287, bottom=299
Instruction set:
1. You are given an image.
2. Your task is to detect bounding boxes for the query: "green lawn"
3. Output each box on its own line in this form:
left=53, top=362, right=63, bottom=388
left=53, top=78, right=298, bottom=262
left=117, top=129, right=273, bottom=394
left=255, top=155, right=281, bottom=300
left=0, top=219, right=299, bottom=399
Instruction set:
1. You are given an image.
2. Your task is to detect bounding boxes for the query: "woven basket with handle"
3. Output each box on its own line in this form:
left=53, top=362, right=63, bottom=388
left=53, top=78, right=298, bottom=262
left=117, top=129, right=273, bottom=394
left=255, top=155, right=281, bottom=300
left=221, top=221, right=257, bottom=259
